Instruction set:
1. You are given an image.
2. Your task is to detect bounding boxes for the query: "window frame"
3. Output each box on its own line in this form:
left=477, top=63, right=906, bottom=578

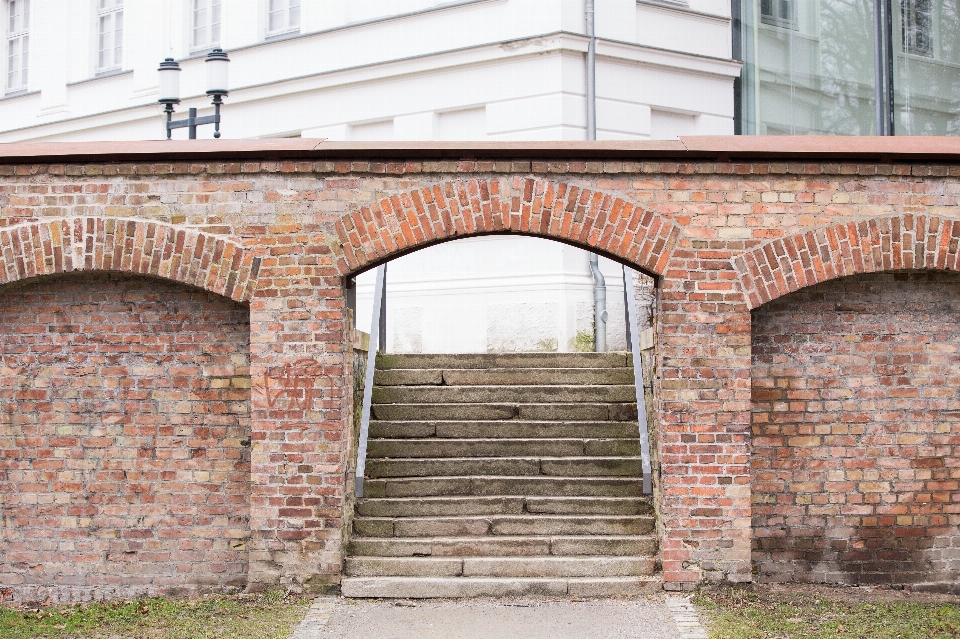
left=759, top=0, right=797, bottom=30
left=191, top=0, right=222, bottom=52
left=96, top=0, right=123, bottom=73
left=5, top=0, right=29, bottom=93
left=266, top=0, right=300, bottom=37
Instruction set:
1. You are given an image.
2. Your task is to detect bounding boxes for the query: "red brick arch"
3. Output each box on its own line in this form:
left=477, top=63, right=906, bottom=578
left=333, top=177, right=681, bottom=275
left=734, top=214, right=960, bottom=309
left=0, top=217, right=259, bottom=302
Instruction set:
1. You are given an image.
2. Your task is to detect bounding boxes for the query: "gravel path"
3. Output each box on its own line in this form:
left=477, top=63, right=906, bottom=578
left=303, top=597, right=690, bottom=639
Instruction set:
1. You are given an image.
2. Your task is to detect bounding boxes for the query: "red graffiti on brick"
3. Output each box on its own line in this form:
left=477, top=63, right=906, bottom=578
left=262, top=358, right=328, bottom=410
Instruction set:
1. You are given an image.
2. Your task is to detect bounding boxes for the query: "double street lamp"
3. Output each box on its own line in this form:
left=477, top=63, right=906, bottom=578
left=157, top=49, right=230, bottom=139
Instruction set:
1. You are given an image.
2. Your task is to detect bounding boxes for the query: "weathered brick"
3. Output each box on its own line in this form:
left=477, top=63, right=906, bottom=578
left=1, top=155, right=959, bottom=600
left=0, top=273, right=250, bottom=603
left=752, top=271, right=960, bottom=589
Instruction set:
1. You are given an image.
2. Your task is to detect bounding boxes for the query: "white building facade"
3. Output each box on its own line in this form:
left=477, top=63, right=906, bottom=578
left=2, top=0, right=738, bottom=353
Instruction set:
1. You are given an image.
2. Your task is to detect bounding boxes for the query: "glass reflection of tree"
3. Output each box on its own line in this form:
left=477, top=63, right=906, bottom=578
left=897, top=0, right=960, bottom=135
left=942, top=1, right=960, bottom=134
left=816, top=0, right=876, bottom=135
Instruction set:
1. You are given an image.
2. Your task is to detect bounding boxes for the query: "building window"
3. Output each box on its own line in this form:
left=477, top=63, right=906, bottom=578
left=192, top=0, right=221, bottom=50
left=760, top=0, right=796, bottom=29
left=901, top=0, right=932, bottom=56
left=97, top=0, right=123, bottom=72
left=267, top=0, right=299, bottom=36
left=6, top=0, right=28, bottom=92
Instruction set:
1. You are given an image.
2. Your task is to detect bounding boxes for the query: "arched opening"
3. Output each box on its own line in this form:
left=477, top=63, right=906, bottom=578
left=0, top=272, right=251, bottom=602
left=350, top=234, right=656, bottom=354
left=751, top=269, right=960, bottom=592
left=338, top=227, right=661, bottom=597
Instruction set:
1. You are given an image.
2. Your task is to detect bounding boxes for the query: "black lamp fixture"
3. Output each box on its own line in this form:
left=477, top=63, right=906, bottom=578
left=157, top=48, right=230, bottom=139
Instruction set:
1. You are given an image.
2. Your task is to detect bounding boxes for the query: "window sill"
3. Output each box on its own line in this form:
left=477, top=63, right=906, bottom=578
left=1, top=88, right=35, bottom=101
left=95, top=67, right=126, bottom=78
left=265, top=29, right=301, bottom=42
left=636, top=0, right=730, bottom=22
left=189, top=45, right=221, bottom=56
left=67, top=69, right=132, bottom=87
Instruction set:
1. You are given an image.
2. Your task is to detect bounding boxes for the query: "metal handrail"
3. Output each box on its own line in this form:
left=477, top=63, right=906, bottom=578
left=624, top=267, right=653, bottom=494
left=354, top=264, right=386, bottom=499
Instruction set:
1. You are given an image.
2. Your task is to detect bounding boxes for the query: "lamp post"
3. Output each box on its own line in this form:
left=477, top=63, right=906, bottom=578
left=157, top=48, right=230, bottom=139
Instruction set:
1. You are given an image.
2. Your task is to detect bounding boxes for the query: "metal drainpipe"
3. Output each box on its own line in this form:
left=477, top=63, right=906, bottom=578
left=589, top=253, right=607, bottom=352
left=585, top=0, right=596, bottom=141
left=585, top=0, right=603, bottom=351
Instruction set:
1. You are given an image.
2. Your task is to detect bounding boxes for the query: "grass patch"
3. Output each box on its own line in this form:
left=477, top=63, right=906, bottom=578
left=695, top=584, right=960, bottom=639
left=0, top=590, right=311, bottom=639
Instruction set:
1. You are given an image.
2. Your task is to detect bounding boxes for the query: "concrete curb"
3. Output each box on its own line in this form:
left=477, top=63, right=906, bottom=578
left=666, top=596, right=709, bottom=639
left=289, top=597, right=337, bottom=639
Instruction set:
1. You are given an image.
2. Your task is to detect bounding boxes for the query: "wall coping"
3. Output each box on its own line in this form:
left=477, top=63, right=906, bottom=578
left=2, top=136, right=960, bottom=164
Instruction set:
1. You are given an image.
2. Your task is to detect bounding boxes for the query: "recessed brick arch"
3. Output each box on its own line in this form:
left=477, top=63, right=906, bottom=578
left=0, top=217, right=260, bottom=302
left=333, top=177, right=682, bottom=275
left=734, top=214, right=960, bottom=309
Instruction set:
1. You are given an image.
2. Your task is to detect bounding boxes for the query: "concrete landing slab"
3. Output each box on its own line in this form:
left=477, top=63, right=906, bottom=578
left=294, top=596, right=696, bottom=639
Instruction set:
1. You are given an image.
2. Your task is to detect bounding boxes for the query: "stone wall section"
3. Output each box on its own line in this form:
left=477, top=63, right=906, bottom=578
left=0, top=273, right=250, bottom=602
left=0, top=156, right=958, bottom=597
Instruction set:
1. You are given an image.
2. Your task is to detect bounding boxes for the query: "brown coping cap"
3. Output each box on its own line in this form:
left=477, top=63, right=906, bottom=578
left=0, top=136, right=958, bottom=164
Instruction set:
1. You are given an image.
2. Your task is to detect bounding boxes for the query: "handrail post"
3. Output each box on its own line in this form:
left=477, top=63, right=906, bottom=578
left=623, top=266, right=653, bottom=495
left=355, top=265, right=386, bottom=499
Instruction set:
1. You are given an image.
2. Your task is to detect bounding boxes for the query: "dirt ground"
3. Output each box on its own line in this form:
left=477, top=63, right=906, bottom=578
left=708, top=582, right=960, bottom=606
left=696, top=582, right=960, bottom=639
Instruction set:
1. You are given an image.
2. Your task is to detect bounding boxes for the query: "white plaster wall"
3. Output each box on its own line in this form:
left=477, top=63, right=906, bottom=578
left=354, top=236, right=645, bottom=354
left=636, top=2, right=731, bottom=59
left=0, top=0, right=739, bottom=142
left=3, top=0, right=733, bottom=353
left=355, top=236, right=598, bottom=353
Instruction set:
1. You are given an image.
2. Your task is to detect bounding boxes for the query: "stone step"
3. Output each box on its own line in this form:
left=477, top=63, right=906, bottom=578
left=345, top=556, right=656, bottom=578
left=376, top=352, right=631, bottom=371
left=348, top=535, right=658, bottom=558
left=372, top=403, right=637, bottom=422
left=340, top=576, right=661, bottom=598
left=355, top=496, right=653, bottom=518
left=368, top=438, right=640, bottom=458
left=365, top=457, right=643, bottom=479
left=361, top=475, right=644, bottom=498
left=374, top=369, right=444, bottom=386
left=375, top=368, right=635, bottom=387
left=369, top=421, right=640, bottom=439
left=352, top=515, right=654, bottom=538
left=524, top=496, right=652, bottom=516
left=372, top=385, right=637, bottom=405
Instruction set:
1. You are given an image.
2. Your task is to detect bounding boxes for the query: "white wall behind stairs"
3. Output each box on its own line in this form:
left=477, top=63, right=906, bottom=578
left=353, top=236, right=647, bottom=354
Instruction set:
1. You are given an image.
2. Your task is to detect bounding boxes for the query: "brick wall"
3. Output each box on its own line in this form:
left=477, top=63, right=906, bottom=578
left=0, top=150, right=959, bottom=598
left=0, top=272, right=250, bottom=603
left=752, top=272, right=960, bottom=591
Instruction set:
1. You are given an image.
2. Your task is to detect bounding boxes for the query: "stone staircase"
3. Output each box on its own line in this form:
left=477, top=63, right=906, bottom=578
left=341, top=352, right=659, bottom=598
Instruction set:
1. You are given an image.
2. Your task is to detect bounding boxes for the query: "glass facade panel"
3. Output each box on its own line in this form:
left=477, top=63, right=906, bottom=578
left=740, top=0, right=879, bottom=135
left=893, top=0, right=960, bottom=134
left=193, top=0, right=221, bottom=49
left=193, top=0, right=207, bottom=48
left=740, top=0, right=960, bottom=136
left=268, top=0, right=283, bottom=32
left=97, top=0, right=122, bottom=71
left=6, top=0, right=28, bottom=91
left=267, top=0, right=298, bottom=35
